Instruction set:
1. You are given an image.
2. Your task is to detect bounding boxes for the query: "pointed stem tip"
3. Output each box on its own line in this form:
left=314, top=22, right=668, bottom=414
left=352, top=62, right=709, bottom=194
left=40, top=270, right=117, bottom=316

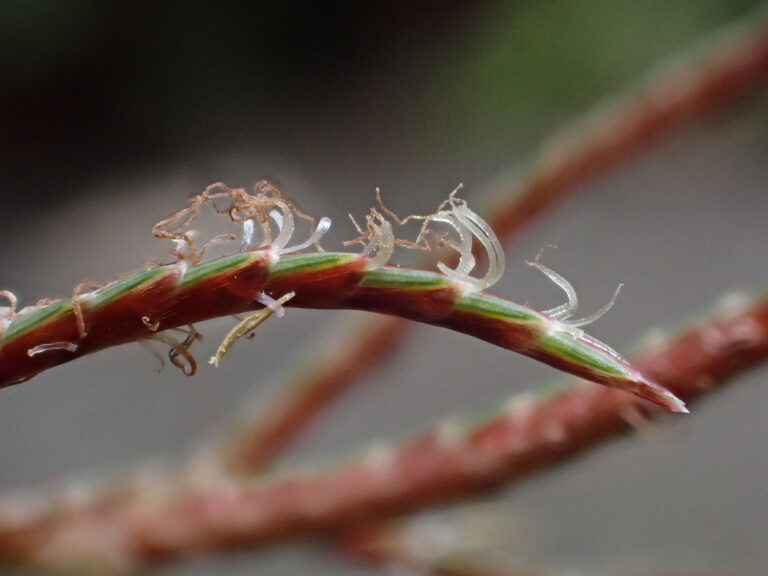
left=642, top=376, right=689, bottom=413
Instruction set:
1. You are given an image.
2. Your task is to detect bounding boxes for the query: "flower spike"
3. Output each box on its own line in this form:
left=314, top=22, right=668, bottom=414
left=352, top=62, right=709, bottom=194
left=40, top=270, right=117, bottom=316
left=0, top=182, right=685, bottom=413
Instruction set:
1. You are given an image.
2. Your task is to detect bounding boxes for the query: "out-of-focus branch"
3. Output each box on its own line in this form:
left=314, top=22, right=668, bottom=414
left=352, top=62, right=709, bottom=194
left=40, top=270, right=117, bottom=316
left=344, top=513, right=759, bottom=576
left=214, top=314, right=408, bottom=473
left=486, top=5, right=768, bottom=240
left=0, top=289, right=765, bottom=572
left=341, top=508, right=547, bottom=576
left=208, top=6, right=768, bottom=475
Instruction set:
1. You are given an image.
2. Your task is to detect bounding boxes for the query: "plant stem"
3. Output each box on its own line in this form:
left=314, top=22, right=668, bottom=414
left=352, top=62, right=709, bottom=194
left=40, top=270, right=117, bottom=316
left=0, top=252, right=679, bottom=410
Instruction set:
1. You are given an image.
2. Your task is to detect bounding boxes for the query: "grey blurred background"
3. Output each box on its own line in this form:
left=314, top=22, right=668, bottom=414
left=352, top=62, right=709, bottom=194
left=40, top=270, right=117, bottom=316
left=1, top=1, right=767, bottom=574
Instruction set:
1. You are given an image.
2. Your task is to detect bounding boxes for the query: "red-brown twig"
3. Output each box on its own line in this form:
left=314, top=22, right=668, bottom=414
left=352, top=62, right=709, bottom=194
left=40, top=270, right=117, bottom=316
left=341, top=509, right=545, bottom=576
left=345, top=515, right=758, bottom=576
left=0, top=289, right=765, bottom=571
left=0, top=252, right=681, bottom=410
left=215, top=314, right=409, bottom=473
left=486, top=7, right=768, bottom=241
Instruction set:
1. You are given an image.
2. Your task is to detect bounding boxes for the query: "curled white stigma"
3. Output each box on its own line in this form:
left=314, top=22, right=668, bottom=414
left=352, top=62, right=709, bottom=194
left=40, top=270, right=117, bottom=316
left=528, top=255, right=625, bottom=360
left=424, top=187, right=504, bottom=292
left=240, top=219, right=256, bottom=252
left=367, top=213, right=395, bottom=269
left=269, top=204, right=295, bottom=251
left=280, top=216, right=332, bottom=255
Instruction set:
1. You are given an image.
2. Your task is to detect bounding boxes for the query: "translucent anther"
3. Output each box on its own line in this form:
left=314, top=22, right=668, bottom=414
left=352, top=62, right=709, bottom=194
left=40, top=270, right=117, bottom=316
left=254, top=291, right=287, bottom=318
left=269, top=203, right=295, bottom=250
left=566, top=283, right=623, bottom=328
left=431, top=214, right=476, bottom=277
left=368, top=216, right=395, bottom=269
left=529, top=253, right=623, bottom=337
left=279, top=216, right=332, bottom=254
left=0, top=291, right=18, bottom=337
left=27, top=341, right=79, bottom=357
left=417, top=190, right=505, bottom=292
left=526, top=259, right=578, bottom=320
left=0, top=290, right=17, bottom=315
left=269, top=209, right=283, bottom=231
left=240, top=219, right=255, bottom=252
left=453, top=202, right=505, bottom=290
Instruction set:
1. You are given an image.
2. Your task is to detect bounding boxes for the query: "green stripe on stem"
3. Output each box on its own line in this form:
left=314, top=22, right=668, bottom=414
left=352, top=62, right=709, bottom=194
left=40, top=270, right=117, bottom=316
left=456, top=292, right=540, bottom=323
left=271, top=252, right=358, bottom=276
left=3, top=301, right=72, bottom=342
left=180, top=253, right=257, bottom=287
left=89, top=268, right=170, bottom=307
left=360, top=268, right=451, bottom=289
left=538, top=331, right=626, bottom=377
